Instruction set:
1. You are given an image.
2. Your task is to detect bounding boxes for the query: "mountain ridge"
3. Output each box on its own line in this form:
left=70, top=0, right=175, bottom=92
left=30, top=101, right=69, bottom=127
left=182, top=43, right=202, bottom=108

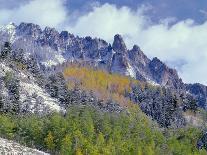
left=0, top=22, right=182, bottom=85
left=0, top=22, right=207, bottom=110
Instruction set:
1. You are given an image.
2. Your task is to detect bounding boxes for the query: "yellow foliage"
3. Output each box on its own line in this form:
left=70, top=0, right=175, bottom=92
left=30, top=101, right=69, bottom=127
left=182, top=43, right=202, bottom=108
left=76, top=148, right=83, bottom=155
left=44, top=131, right=55, bottom=150
left=63, top=65, right=138, bottom=107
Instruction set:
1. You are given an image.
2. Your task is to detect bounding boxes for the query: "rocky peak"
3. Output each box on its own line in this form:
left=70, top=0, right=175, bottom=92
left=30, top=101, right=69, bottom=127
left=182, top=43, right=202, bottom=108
left=149, top=57, right=178, bottom=75
left=111, top=35, right=129, bottom=75
left=0, top=23, right=192, bottom=89
left=129, top=45, right=150, bottom=66
left=149, top=57, right=183, bottom=88
left=43, top=26, right=59, bottom=36
left=60, top=31, right=69, bottom=40
left=41, top=27, right=60, bottom=49
left=5, top=22, right=16, bottom=30
left=16, top=22, right=42, bottom=37
left=112, top=34, right=127, bottom=53
left=186, top=83, right=207, bottom=108
left=150, top=57, right=166, bottom=71
left=132, top=45, right=140, bottom=51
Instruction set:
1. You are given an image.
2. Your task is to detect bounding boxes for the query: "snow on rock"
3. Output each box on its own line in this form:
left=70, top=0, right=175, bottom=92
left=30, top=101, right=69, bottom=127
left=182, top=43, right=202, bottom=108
left=42, top=60, right=58, bottom=67
left=0, top=138, right=49, bottom=155
left=126, top=63, right=136, bottom=78
left=0, top=60, right=63, bottom=114
left=183, top=112, right=203, bottom=127
left=42, top=54, right=65, bottom=67
left=20, top=81, right=61, bottom=112
left=0, top=62, right=12, bottom=74
left=0, top=22, right=17, bottom=43
left=55, top=54, right=65, bottom=64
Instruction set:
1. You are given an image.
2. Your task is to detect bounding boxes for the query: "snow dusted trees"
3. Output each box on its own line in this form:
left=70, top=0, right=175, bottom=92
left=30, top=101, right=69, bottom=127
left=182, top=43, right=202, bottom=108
left=4, top=72, right=20, bottom=114
left=0, top=42, right=12, bottom=59
left=45, top=73, right=69, bottom=105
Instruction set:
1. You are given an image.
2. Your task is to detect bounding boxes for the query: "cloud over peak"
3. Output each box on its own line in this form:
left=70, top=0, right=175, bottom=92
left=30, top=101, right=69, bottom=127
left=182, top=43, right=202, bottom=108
left=0, top=0, right=67, bottom=28
left=66, top=3, right=207, bottom=84
left=1, top=0, right=207, bottom=84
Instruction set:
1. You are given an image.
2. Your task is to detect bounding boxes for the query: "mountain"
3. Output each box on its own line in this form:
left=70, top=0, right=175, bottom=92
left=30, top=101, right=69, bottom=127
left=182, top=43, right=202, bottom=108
left=0, top=22, right=207, bottom=154
left=0, top=23, right=180, bottom=86
left=0, top=22, right=206, bottom=109
left=0, top=22, right=186, bottom=87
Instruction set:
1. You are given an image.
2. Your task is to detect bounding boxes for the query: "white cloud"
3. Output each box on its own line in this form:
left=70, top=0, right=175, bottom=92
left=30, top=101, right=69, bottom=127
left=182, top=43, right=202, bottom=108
left=66, top=4, right=207, bottom=85
left=67, top=4, right=148, bottom=43
left=200, top=9, right=207, bottom=18
left=0, top=0, right=67, bottom=28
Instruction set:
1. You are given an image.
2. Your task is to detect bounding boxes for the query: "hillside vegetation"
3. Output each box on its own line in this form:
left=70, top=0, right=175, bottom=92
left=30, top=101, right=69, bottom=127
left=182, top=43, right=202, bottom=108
left=0, top=105, right=206, bottom=155
left=64, top=64, right=139, bottom=107
left=0, top=43, right=206, bottom=154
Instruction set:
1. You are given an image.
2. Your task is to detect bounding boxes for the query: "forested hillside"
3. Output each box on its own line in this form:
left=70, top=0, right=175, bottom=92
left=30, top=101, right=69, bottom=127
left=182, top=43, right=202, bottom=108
left=0, top=106, right=206, bottom=155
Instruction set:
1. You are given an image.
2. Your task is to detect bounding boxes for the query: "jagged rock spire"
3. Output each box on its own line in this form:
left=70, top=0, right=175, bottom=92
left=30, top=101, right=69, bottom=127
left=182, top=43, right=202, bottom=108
left=112, top=34, right=127, bottom=53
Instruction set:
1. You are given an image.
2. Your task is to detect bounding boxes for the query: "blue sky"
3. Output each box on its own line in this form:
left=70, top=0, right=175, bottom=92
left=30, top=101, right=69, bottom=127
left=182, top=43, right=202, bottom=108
left=67, top=0, right=207, bottom=24
left=2, top=0, right=207, bottom=23
left=1, top=0, right=207, bottom=85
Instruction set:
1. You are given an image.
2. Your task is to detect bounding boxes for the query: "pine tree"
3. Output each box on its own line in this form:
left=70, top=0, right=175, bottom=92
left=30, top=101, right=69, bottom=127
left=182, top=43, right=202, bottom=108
left=4, top=72, right=20, bottom=114
left=45, top=73, right=69, bottom=105
left=1, top=42, right=12, bottom=59
left=45, top=131, right=55, bottom=151
left=61, top=134, right=73, bottom=155
left=12, top=48, right=26, bottom=64
left=0, top=93, right=3, bottom=113
left=9, top=79, right=20, bottom=114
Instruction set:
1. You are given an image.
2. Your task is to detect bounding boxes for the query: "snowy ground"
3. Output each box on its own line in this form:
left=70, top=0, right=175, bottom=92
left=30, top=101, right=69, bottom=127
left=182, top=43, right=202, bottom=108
left=0, top=138, right=49, bottom=155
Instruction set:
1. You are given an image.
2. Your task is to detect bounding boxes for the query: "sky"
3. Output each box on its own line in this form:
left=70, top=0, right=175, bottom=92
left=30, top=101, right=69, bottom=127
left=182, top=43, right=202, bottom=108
left=0, top=0, right=207, bottom=85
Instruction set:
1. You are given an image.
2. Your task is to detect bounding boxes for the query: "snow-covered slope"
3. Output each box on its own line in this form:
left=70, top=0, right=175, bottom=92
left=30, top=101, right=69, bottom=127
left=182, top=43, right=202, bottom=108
left=0, top=138, right=49, bottom=155
left=0, top=60, right=62, bottom=114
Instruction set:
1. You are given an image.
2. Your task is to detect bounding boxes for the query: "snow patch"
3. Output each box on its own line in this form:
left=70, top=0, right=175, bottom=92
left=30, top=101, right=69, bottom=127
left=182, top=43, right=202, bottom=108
left=0, top=138, right=49, bottom=155
left=42, top=60, right=58, bottom=67
left=0, top=63, right=12, bottom=74
left=55, top=54, right=65, bottom=63
left=145, top=77, right=160, bottom=86
left=5, top=22, right=16, bottom=43
left=20, top=81, right=61, bottom=112
left=126, top=63, right=136, bottom=78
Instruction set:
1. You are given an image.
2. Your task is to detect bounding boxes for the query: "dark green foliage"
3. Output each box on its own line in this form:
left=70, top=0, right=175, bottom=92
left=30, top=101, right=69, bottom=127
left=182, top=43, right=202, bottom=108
left=45, top=73, right=69, bottom=105
left=3, top=72, right=20, bottom=114
left=0, top=93, right=4, bottom=112
left=0, top=106, right=205, bottom=155
left=11, top=48, right=26, bottom=64
left=197, top=132, right=207, bottom=151
left=129, top=84, right=197, bottom=128
left=0, top=42, right=12, bottom=59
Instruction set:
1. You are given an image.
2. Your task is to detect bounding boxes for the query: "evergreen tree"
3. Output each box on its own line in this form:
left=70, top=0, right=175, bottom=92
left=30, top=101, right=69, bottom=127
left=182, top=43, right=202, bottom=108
left=4, top=72, right=20, bottom=114
left=0, top=42, right=12, bottom=59
left=45, top=131, right=55, bottom=151
left=61, top=134, right=73, bottom=155
left=11, top=48, right=26, bottom=64
left=45, top=73, right=69, bottom=105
